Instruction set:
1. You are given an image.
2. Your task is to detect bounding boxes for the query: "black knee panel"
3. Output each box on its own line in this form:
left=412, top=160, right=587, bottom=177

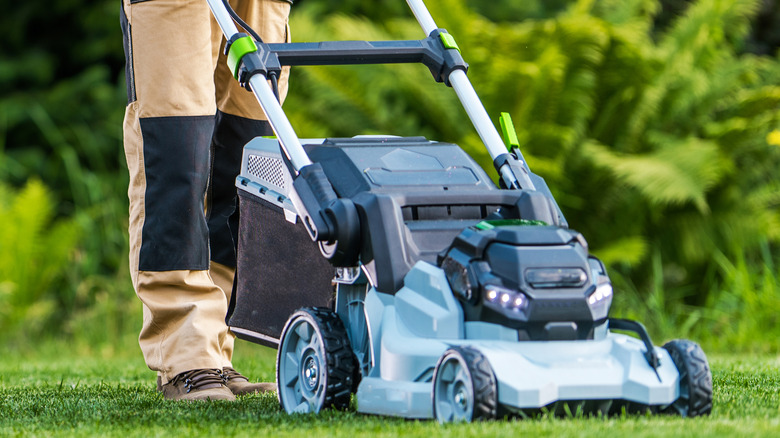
left=139, top=115, right=214, bottom=271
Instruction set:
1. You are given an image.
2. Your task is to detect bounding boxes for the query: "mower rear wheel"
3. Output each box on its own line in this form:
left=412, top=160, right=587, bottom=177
left=432, top=346, right=498, bottom=423
left=662, top=339, right=713, bottom=417
left=276, top=307, right=355, bottom=414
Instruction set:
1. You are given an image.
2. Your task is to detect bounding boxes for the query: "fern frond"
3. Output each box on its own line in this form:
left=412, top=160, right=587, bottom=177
left=584, top=136, right=731, bottom=213
left=592, top=235, right=648, bottom=267
left=0, top=179, right=81, bottom=334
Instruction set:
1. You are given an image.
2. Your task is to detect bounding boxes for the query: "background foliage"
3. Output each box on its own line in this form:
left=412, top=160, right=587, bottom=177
left=1, top=0, right=779, bottom=354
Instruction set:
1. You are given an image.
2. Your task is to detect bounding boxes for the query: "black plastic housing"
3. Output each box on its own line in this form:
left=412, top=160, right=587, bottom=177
left=440, top=224, right=610, bottom=341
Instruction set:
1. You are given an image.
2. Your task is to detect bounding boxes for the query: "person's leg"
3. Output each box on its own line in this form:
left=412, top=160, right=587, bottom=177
left=205, top=0, right=291, bottom=396
left=121, top=0, right=233, bottom=400
left=207, top=0, right=291, bottom=358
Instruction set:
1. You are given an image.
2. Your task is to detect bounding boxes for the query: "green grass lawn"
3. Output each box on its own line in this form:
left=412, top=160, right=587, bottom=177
left=1, top=342, right=778, bottom=437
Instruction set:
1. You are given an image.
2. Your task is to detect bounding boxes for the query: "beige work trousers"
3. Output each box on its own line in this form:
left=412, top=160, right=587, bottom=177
left=121, top=0, right=290, bottom=385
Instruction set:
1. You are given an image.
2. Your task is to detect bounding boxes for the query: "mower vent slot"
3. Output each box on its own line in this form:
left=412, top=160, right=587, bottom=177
left=247, top=154, right=286, bottom=190
left=402, top=204, right=499, bottom=221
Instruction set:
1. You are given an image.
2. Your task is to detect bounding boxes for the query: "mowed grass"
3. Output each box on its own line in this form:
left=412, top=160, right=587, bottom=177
left=1, top=342, right=778, bottom=437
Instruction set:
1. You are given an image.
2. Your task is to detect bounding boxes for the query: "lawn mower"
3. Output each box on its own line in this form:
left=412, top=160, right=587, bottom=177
left=206, top=0, right=713, bottom=421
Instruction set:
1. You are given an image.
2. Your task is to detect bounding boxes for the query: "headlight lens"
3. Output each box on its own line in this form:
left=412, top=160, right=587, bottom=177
left=588, top=282, right=613, bottom=305
left=441, top=256, right=474, bottom=301
left=484, top=284, right=529, bottom=312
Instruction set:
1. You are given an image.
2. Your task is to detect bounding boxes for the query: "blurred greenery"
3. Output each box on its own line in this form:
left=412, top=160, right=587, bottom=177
left=0, top=0, right=778, bottom=354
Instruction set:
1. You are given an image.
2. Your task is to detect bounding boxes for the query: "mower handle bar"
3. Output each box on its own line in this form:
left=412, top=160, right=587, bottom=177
left=206, top=0, right=529, bottom=190
left=207, top=0, right=314, bottom=171
left=404, top=0, right=529, bottom=189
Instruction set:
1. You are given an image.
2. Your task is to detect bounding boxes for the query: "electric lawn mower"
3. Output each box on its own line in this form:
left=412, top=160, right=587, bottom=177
left=206, top=0, right=714, bottom=421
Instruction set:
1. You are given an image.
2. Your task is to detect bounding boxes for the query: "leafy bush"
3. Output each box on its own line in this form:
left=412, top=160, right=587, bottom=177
left=0, top=178, right=137, bottom=351
left=0, top=180, right=80, bottom=342
left=0, top=0, right=135, bottom=350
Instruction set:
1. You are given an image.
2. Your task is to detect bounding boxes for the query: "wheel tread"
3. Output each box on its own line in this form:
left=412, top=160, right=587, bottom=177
left=276, top=307, right=356, bottom=413
left=663, top=339, right=713, bottom=417
left=434, top=346, right=498, bottom=422
left=307, top=307, right=356, bottom=410
left=463, top=347, right=498, bottom=419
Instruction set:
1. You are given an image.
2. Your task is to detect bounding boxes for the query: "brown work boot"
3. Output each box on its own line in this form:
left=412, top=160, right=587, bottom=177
left=161, top=368, right=236, bottom=401
left=221, top=366, right=276, bottom=396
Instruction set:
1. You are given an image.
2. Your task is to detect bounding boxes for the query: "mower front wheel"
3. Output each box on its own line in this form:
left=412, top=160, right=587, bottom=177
left=662, top=339, right=713, bottom=417
left=276, top=307, right=355, bottom=414
left=432, top=346, right=498, bottom=423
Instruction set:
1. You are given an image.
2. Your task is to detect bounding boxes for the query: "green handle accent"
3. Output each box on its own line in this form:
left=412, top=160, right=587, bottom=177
left=227, top=36, right=258, bottom=80
left=475, top=219, right=548, bottom=230
left=499, top=112, right=520, bottom=151
left=439, top=32, right=460, bottom=52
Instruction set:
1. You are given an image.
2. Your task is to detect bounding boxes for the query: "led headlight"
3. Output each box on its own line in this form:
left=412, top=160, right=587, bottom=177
left=484, top=284, right=529, bottom=313
left=587, top=282, right=613, bottom=305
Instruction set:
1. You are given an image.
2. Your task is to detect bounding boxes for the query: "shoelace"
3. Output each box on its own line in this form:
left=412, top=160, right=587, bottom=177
left=221, top=367, right=248, bottom=383
left=171, top=369, right=226, bottom=393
